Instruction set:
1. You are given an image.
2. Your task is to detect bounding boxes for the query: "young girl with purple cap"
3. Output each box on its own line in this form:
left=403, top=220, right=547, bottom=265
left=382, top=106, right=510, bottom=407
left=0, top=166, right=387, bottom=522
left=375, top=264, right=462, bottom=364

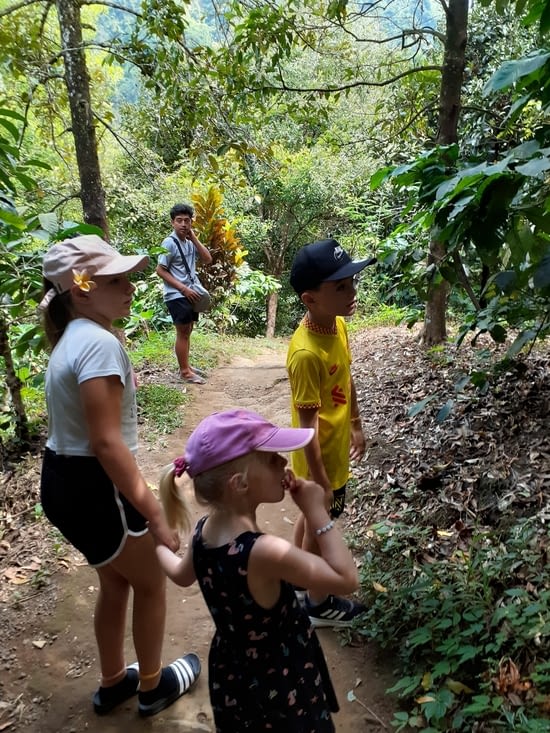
left=155, top=408, right=360, bottom=732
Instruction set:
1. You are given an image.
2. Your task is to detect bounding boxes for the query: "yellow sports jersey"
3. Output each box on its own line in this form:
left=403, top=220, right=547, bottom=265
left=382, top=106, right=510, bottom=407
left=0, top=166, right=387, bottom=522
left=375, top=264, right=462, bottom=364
left=286, top=316, right=351, bottom=489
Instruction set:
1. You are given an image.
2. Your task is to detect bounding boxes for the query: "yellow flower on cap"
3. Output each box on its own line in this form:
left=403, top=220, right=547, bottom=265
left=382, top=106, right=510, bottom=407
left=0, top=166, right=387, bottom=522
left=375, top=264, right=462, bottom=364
left=72, top=269, right=97, bottom=292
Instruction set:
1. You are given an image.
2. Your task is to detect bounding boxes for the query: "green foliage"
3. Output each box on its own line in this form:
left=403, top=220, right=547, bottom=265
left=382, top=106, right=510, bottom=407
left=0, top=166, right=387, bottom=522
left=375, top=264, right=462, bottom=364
left=130, top=328, right=217, bottom=374
left=136, top=384, right=188, bottom=436
left=223, top=263, right=281, bottom=336
left=479, top=0, right=550, bottom=35
left=0, top=107, right=49, bottom=445
left=368, top=0, right=550, bottom=356
left=356, top=516, right=549, bottom=730
left=372, top=135, right=550, bottom=356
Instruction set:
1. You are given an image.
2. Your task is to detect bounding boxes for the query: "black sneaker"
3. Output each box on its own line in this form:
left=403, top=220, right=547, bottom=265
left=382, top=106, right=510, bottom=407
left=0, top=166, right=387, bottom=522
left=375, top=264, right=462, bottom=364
left=305, top=595, right=366, bottom=628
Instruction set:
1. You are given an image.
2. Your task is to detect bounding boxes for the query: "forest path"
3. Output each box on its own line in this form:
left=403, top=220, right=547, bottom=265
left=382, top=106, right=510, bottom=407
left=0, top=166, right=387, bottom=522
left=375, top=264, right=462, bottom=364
left=0, top=341, right=396, bottom=732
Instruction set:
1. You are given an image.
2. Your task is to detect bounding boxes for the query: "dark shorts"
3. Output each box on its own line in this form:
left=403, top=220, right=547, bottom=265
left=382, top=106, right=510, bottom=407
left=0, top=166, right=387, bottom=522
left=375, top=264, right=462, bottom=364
left=166, top=297, right=199, bottom=325
left=40, top=447, right=148, bottom=567
left=329, top=485, right=347, bottom=519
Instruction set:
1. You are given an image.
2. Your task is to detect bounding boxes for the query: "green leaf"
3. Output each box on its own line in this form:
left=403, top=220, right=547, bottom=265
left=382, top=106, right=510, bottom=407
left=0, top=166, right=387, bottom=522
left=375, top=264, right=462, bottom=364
left=470, top=371, right=488, bottom=389
left=506, top=329, right=537, bottom=357
left=407, top=395, right=436, bottom=418
left=370, top=166, right=394, bottom=190
left=0, top=117, right=20, bottom=142
left=0, top=108, right=25, bottom=122
left=457, top=645, right=480, bottom=663
left=38, top=213, right=59, bottom=234
left=436, top=399, right=454, bottom=423
left=493, top=270, right=517, bottom=293
left=431, top=660, right=452, bottom=680
left=484, top=51, right=550, bottom=95
left=0, top=208, right=26, bottom=228
left=515, top=157, right=550, bottom=176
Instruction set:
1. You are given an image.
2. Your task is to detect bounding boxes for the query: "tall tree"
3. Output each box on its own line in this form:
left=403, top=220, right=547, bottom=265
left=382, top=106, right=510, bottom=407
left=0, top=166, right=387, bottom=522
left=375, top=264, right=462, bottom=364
left=423, top=0, right=468, bottom=345
left=185, top=0, right=474, bottom=342
left=55, top=0, right=108, bottom=235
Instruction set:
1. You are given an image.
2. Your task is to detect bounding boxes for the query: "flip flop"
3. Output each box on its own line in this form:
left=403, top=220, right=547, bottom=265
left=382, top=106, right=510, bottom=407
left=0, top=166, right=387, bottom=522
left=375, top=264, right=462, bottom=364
left=191, top=366, right=208, bottom=378
left=93, top=663, right=140, bottom=715
left=138, top=654, right=201, bottom=717
left=182, top=374, right=205, bottom=385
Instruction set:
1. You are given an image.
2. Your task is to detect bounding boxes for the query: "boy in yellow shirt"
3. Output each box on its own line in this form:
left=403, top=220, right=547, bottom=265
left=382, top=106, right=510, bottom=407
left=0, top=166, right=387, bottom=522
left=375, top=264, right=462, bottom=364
left=287, top=238, right=375, bottom=627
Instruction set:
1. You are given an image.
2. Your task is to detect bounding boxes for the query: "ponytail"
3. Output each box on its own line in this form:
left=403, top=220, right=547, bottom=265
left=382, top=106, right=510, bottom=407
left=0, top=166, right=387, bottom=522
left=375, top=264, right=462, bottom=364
left=42, top=278, right=74, bottom=348
left=158, top=463, right=191, bottom=532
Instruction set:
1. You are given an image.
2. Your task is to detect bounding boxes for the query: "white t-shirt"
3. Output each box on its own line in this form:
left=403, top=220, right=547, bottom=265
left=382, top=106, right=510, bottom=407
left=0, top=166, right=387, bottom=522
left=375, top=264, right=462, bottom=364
left=45, top=318, right=138, bottom=456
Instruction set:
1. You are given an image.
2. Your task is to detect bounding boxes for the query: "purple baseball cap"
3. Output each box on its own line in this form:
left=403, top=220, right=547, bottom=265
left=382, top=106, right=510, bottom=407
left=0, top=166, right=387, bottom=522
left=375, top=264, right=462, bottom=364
left=183, top=409, right=314, bottom=477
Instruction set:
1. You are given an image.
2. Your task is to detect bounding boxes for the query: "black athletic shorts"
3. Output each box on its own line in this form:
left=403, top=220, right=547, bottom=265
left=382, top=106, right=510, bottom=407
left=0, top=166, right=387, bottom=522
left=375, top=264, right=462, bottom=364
left=40, top=447, right=148, bottom=567
left=166, top=297, right=199, bottom=325
left=329, top=485, right=347, bottom=519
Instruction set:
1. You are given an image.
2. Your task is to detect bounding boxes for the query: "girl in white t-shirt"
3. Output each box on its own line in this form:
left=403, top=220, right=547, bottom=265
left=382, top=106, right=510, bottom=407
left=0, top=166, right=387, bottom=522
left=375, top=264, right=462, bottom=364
left=39, top=235, right=201, bottom=717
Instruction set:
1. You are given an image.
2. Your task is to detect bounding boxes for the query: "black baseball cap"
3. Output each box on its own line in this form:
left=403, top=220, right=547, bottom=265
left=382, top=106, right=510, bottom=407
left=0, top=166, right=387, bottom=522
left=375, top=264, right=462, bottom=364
left=290, top=238, right=376, bottom=295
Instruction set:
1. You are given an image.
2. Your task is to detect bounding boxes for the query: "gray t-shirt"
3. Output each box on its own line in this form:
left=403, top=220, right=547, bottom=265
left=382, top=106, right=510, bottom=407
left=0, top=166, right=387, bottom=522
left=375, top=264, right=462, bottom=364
left=45, top=318, right=138, bottom=456
left=158, top=234, right=198, bottom=302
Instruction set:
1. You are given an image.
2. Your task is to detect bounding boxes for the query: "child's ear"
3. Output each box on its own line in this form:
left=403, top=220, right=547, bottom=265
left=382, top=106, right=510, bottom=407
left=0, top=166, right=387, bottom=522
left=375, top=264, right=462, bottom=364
left=229, top=472, right=248, bottom=494
left=301, top=291, right=315, bottom=307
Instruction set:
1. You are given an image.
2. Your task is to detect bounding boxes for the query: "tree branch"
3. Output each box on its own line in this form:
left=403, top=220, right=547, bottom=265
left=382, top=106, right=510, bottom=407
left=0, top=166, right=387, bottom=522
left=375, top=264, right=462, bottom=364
left=81, top=0, right=142, bottom=18
left=453, top=251, right=481, bottom=310
left=439, top=0, right=450, bottom=18
left=0, top=0, right=42, bottom=18
left=92, top=110, right=162, bottom=181
left=252, top=64, right=442, bottom=95
left=0, top=0, right=142, bottom=19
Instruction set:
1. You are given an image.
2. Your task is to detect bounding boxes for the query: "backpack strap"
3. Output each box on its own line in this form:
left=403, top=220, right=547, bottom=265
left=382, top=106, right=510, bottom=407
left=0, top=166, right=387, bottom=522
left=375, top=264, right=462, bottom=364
left=169, top=235, right=194, bottom=281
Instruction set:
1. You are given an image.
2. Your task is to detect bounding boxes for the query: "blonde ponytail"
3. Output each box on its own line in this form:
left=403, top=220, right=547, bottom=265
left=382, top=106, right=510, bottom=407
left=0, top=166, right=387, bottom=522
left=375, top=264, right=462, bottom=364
left=158, top=464, right=191, bottom=532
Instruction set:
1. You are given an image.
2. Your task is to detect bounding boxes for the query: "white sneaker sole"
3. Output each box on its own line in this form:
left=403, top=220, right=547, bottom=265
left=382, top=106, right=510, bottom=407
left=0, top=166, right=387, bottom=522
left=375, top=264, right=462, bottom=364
left=308, top=615, right=354, bottom=629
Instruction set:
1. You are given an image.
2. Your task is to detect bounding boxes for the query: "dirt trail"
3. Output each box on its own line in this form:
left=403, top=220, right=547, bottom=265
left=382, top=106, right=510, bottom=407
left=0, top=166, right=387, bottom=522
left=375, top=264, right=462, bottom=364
left=0, top=345, right=397, bottom=732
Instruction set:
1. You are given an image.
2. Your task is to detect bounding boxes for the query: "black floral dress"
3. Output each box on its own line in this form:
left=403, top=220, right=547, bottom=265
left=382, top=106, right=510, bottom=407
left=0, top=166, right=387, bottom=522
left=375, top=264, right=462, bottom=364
left=192, top=516, right=338, bottom=732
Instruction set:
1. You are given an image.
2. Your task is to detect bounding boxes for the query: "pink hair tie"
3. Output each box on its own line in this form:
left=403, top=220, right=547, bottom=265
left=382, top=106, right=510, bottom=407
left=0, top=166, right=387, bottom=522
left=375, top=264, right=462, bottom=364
left=173, top=456, right=188, bottom=478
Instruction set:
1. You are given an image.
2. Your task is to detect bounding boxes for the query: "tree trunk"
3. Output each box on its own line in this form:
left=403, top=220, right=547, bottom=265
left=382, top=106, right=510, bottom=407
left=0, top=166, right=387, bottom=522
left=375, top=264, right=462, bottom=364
left=421, top=0, right=468, bottom=346
left=266, top=290, right=279, bottom=338
left=0, top=316, right=29, bottom=446
left=55, top=0, right=109, bottom=237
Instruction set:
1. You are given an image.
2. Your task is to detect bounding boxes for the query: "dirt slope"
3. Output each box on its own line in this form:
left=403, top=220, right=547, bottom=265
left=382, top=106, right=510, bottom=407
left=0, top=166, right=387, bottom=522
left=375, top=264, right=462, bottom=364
left=0, top=342, right=397, bottom=732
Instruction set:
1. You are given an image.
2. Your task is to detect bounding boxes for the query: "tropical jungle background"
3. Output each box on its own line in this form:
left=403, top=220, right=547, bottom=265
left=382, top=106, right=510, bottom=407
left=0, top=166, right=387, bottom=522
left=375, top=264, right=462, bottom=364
left=0, top=0, right=549, bottom=730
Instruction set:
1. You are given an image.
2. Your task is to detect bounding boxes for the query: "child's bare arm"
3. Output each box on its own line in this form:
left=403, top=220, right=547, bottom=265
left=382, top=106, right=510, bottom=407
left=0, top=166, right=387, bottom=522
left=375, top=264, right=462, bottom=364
left=249, top=476, right=358, bottom=598
left=155, top=537, right=196, bottom=587
left=296, top=407, right=332, bottom=497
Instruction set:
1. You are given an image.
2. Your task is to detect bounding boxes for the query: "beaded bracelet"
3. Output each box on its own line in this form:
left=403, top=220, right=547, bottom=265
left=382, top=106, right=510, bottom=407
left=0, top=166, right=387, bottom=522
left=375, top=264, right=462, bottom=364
left=315, top=519, right=335, bottom=536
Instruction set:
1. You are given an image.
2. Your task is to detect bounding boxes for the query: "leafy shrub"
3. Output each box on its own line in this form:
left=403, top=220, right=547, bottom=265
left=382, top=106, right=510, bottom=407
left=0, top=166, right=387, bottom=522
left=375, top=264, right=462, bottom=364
left=357, top=517, right=549, bottom=730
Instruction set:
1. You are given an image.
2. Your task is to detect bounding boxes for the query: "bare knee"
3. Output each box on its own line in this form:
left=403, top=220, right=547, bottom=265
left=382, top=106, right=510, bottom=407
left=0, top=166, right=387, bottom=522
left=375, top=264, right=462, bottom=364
left=176, top=323, right=192, bottom=339
left=97, top=565, right=130, bottom=603
left=110, top=534, right=166, bottom=598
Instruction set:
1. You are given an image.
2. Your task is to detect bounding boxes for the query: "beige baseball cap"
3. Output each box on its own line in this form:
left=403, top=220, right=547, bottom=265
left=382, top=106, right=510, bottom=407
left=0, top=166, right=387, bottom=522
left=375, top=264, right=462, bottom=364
left=43, top=235, right=149, bottom=294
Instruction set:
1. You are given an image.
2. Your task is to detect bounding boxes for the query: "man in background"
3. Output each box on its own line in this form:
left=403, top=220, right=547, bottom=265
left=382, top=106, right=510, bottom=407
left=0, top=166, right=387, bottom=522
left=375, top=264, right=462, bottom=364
left=156, top=202, right=212, bottom=384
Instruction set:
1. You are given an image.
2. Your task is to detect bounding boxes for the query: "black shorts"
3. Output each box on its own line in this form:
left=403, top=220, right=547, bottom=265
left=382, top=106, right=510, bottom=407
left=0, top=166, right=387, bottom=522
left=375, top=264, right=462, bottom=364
left=329, top=485, right=347, bottom=518
left=40, top=448, right=148, bottom=567
left=166, top=297, right=199, bottom=325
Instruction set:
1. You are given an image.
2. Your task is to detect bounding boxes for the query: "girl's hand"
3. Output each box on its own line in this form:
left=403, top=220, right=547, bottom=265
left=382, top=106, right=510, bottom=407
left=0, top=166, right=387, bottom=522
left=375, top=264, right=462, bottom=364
left=283, top=471, right=326, bottom=514
left=148, top=517, right=180, bottom=553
